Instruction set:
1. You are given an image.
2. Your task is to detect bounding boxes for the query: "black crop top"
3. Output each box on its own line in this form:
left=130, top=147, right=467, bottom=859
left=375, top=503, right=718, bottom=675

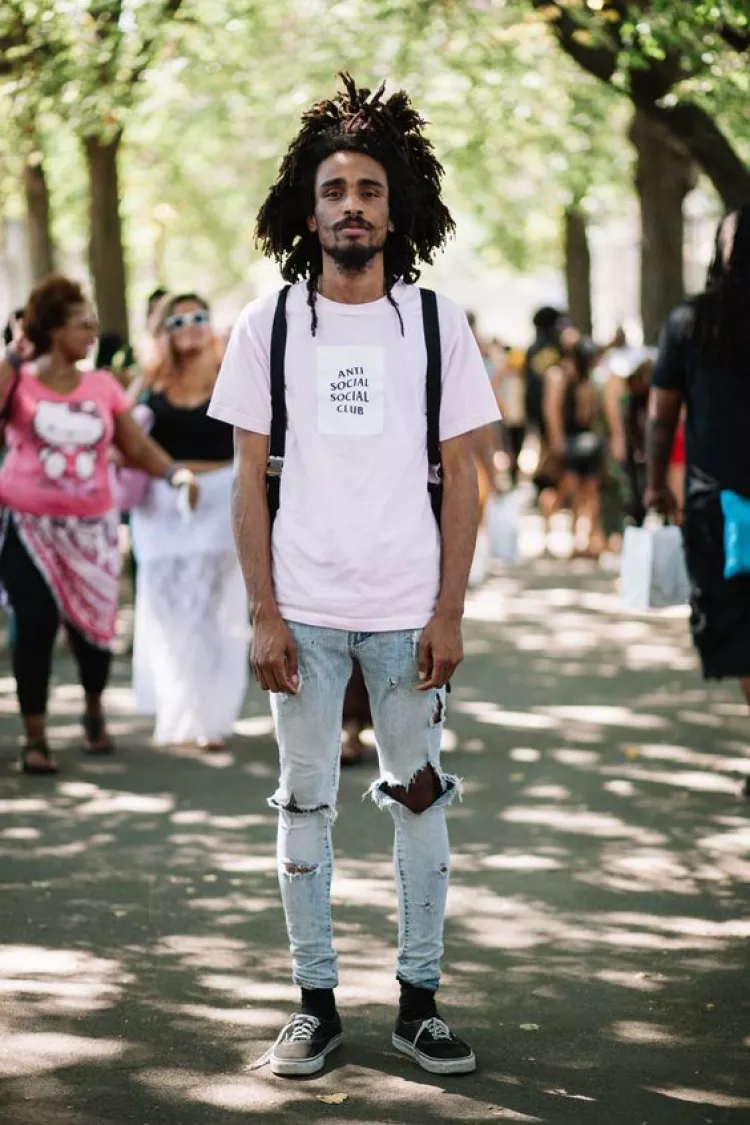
left=145, top=391, right=234, bottom=462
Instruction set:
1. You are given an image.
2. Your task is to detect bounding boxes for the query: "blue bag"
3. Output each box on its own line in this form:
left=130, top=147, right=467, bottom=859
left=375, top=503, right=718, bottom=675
left=720, top=490, right=750, bottom=579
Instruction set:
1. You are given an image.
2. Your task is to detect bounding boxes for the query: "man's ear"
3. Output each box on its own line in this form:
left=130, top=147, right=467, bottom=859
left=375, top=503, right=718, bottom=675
left=387, top=219, right=395, bottom=233
left=307, top=216, right=318, bottom=233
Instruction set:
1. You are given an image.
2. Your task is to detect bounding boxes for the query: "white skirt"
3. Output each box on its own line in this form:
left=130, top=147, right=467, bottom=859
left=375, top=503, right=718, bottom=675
left=131, top=467, right=249, bottom=745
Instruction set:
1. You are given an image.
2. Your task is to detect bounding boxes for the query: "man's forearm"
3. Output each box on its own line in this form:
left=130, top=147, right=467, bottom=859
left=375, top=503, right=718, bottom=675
left=232, top=470, right=278, bottom=618
left=645, top=417, right=678, bottom=491
left=435, top=462, right=479, bottom=619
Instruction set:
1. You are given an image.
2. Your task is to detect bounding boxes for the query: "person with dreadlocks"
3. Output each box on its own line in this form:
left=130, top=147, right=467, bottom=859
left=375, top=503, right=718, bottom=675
left=209, top=75, right=499, bottom=1077
left=646, top=205, right=750, bottom=795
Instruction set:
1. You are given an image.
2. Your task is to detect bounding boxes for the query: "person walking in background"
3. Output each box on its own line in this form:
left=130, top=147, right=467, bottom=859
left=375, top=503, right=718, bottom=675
left=544, top=335, right=606, bottom=558
left=493, top=343, right=526, bottom=487
left=210, top=75, right=499, bottom=1077
left=525, top=306, right=565, bottom=445
left=621, top=351, right=654, bottom=528
left=3, top=308, right=26, bottom=354
left=646, top=205, right=750, bottom=795
left=130, top=292, right=248, bottom=752
left=0, top=275, right=198, bottom=774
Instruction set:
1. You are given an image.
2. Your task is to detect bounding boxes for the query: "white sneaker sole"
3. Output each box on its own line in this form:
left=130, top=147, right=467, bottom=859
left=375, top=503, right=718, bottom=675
left=270, top=1032, right=343, bottom=1076
left=392, top=1032, right=477, bottom=1075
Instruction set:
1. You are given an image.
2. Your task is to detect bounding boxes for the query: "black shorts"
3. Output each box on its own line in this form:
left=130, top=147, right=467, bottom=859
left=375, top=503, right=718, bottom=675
left=684, top=472, right=750, bottom=680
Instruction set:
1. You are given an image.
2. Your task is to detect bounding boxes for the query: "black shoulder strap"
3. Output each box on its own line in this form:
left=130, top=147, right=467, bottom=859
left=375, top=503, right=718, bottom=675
left=269, top=285, right=291, bottom=462
left=420, top=288, right=441, bottom=470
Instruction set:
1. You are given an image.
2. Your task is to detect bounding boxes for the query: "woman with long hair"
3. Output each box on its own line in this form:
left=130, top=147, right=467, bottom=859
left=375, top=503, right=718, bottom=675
left=0, top=275, right=198, bottom=774
left=130, top=293, right=249, bottom=751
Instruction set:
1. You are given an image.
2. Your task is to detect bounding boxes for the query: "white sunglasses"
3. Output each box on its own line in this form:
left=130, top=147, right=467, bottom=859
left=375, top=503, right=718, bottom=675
left=165, top=309, right=210, bottom=331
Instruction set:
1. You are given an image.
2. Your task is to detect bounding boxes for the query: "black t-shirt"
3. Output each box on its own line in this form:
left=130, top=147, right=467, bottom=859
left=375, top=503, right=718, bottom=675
left=524, top=336, right=561, bottom=425
left=146, top=391, right=234, bottom=462
left=651, top=300, right=750, bottom=496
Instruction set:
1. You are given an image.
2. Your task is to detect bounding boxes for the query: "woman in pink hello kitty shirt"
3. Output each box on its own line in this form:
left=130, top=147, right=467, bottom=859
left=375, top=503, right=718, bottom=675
left=0, top=275, right=198, bottom=774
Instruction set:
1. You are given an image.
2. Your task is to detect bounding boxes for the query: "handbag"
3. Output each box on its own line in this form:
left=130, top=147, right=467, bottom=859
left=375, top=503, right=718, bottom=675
left=486, top=489, right=528, bottom=564
left=110, top=403, right=154, bottom=511
left=620, top=518, right=690, bottom=610
left=720, top=489, right=750, bottom=579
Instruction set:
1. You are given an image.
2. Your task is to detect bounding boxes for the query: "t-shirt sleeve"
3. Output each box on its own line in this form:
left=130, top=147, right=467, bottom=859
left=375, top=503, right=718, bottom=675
left=208, top=299, right=273, bottom=434
left=437, top=297, right=501, bottom=441
left=651, top=304, right=694, bottom=394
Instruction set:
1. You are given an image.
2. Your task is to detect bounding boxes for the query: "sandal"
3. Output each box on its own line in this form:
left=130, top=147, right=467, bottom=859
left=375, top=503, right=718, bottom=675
left=20, top=740, right=59, bottom=775
left=82, top=713, right=115, bottom=755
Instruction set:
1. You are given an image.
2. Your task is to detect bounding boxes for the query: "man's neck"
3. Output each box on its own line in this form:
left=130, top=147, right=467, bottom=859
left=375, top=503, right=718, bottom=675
left=317, top=258, right=386, bottom=305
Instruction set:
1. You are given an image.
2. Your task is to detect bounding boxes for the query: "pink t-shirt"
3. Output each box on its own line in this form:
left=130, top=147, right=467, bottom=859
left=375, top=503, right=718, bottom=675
left=0, top=369, right=129, bottom=517
left=209, top=281, right=500, bottom=631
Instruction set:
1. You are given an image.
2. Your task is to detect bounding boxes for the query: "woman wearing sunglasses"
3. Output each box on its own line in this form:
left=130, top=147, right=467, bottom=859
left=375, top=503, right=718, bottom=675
left=0, top=275, right=198, bottom=774
left=130, top=293, right=249, bottom=751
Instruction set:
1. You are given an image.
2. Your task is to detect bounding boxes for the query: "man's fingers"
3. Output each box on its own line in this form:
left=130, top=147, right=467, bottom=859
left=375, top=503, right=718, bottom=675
left=417, top=659, right=456, bottom=691
left=286, top=640, right=300, bottom=692
left=254, top=664, right=270, bottom=692
left=418, top=636, right=432, bottom=683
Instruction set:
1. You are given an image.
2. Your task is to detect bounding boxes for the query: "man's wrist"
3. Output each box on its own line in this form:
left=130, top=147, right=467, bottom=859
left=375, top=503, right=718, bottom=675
left=433, top=603, right=464, bottom=624
left=253, top=599, right=281, bottom=622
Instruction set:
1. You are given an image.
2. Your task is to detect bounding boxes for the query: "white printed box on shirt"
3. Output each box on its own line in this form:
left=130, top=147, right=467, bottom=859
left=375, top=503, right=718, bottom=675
left=317, top=346, right=385, bottom=436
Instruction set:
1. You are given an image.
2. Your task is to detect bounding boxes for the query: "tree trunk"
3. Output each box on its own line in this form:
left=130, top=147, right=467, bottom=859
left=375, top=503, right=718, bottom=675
left=22, top=154, right=56, bottom=281
left=630, top=110, right=695, bottom=345
left=563, top=205, right=592, bottom=336
left=84, top=131, right=129, bottom=342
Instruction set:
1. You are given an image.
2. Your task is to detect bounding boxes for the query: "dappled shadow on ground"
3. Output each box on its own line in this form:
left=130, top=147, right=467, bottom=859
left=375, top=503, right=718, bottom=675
left=0, top=559, right=749, bottom=1124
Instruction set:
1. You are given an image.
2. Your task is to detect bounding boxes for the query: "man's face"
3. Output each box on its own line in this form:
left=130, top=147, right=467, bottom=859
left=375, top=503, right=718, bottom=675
left=308, top=151, right=392, bottom=272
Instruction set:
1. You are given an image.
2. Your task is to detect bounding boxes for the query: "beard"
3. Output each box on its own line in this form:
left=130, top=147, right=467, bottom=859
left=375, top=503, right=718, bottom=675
left=325, top=237, right=386, bottom=273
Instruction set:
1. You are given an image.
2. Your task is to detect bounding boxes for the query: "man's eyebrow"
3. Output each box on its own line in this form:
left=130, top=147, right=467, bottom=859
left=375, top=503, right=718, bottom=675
left=319, top=176, right=386, bottom=189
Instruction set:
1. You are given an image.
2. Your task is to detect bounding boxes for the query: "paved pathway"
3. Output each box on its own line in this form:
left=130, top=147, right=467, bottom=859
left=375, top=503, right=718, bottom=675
left=1, top=546, right=749, bottom=1124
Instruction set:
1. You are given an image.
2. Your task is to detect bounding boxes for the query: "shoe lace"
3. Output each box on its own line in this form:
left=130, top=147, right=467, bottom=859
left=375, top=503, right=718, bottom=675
left=417, top=1017, right=453, bottom=1042
left=283, top=1013, right=321, bottom=1043
left=247, top=1013, right=322, bottom=1071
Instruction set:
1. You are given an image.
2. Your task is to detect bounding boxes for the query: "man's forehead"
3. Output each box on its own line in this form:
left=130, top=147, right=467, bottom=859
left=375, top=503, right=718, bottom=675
left=315, top=151, right=387, bottom=185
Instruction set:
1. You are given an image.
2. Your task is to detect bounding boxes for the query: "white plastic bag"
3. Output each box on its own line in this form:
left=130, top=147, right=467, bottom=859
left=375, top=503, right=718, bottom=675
left=486, top=490, right=526, bottom=565
left=469, top=526, right=491, bottom=587
left=620, top=522, right=690, bottom=609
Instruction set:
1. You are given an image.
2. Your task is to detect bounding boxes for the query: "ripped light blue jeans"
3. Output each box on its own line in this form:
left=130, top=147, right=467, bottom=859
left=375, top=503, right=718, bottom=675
left=269, top=622, right=460, bottom=993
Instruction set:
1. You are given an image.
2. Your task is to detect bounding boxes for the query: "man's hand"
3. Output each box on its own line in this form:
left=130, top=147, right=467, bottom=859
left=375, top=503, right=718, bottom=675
left=417, top=612, right=463, bottom=690
left=252, top=612, right=299, bottom=694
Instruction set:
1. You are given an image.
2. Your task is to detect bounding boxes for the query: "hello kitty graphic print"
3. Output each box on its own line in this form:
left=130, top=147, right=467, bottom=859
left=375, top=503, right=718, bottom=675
left=34, top=399, right=106, bottom=484
left=0, top=369, right=130, bottom=517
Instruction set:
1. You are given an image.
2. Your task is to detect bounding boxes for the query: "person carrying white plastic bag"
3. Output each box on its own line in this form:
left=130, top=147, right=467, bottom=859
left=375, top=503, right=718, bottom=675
left=620, top=514, right=690, bottom=610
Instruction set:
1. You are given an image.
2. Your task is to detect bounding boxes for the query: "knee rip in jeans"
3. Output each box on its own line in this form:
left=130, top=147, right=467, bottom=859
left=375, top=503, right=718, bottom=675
left=368, top=763, right=460, bottom=815
left=267, top=794, right=336, bottom=823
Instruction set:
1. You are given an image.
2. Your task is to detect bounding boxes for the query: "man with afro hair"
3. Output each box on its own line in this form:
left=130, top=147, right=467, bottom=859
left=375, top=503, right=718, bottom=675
left=210, top=74, right=499, bottom=1077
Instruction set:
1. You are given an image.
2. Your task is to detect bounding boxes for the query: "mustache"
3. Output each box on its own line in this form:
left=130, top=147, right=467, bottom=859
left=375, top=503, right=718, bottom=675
left=334, top=217, right=372, bottom=231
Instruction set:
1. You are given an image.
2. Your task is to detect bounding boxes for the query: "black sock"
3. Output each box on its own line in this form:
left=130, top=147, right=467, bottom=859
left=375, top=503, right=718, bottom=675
left=300, top=987, right=337, bottom=1021
left=398, top=979, right=437, bottom=1022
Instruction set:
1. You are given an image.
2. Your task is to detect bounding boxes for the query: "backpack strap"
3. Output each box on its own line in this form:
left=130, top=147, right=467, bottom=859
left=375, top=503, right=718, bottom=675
left=267, top=285, right=291, bottom=525
left=420, top=288, right=443, bottom=527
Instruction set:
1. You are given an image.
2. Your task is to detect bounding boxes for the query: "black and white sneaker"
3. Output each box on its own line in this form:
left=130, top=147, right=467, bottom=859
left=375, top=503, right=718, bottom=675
left=269, top=1012, right=343, bottom=1076
left=392, top=1014, right=476, bottom=1075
